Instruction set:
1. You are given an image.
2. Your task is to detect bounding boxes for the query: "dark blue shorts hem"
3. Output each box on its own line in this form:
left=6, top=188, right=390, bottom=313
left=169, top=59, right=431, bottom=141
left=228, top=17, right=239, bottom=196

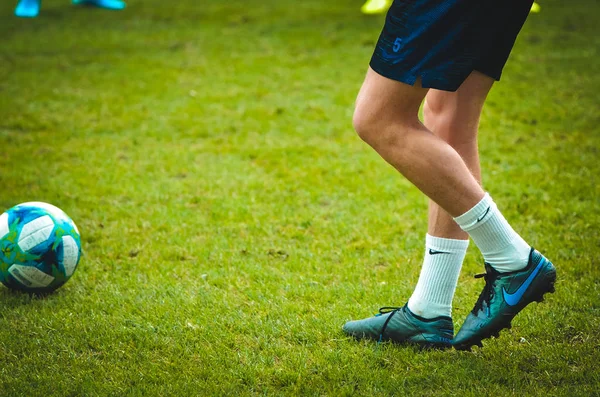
left=369, top=59, right=466, bottom=92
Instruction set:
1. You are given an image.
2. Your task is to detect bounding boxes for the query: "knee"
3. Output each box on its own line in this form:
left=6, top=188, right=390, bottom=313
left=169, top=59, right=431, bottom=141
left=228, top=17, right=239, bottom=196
left=423, top=94, right=481, bottom=148
left=422, top=99, right=435, bottom=124
left=352, top=105, right=407, bottom=149
left=352, top=106, right=376, bottom=144
left=422, top=95, right=448, bottom=133
left=423, top=96, right=468, bottom=145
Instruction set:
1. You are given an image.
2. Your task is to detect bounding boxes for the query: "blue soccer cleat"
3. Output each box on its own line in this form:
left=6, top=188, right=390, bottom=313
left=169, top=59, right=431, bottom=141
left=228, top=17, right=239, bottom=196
left=453, top=248, right=556, bottom=350
left=72, top=0, right=126, bottom=10
left=343, top=304, right=454, bottom=349
left=14, top=0, right=41, bottom=18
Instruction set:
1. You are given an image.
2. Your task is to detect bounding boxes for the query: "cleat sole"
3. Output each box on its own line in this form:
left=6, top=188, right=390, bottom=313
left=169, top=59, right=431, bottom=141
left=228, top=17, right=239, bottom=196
left=454, top=321, right=512, bottom=350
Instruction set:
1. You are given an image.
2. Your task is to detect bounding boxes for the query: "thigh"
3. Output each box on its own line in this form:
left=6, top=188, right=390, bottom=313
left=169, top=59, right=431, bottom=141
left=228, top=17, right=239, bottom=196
left=355, top=67, right=428, bottom=127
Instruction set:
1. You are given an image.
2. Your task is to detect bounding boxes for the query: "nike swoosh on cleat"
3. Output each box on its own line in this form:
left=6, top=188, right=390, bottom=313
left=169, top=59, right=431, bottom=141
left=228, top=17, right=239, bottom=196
left=502, top=258, right=546, bottom=306
left=429, top=249, right=451, bottom=255
left=476, top=207, right=490, bottom=223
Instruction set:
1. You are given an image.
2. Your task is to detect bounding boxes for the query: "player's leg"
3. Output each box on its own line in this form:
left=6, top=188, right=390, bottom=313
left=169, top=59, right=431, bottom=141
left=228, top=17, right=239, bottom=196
left=424, top=72, right=494, bottom=240
left=72, top=0, right=125, bottom=10
left=344, top=67, right=555, bottom=348
left=419, top=70, right=556, bottom=350
left=406, top=71, right=493, bottom=320
left=344, top=0, right=555, bottom=349
left=344, top=69, right=487, bottom=348
left=451, top=0, right=556, bottom=350
left=353, top=68, right=485, bottom=217
left=14, top=0, right=41, bottom=17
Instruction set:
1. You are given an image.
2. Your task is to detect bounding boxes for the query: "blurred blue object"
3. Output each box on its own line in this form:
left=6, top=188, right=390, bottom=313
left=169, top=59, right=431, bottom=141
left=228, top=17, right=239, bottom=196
left=72, top=0, right=126, bottom=9
left=15, top=0, right=125, bottom=17
left=14, top=0, right=41, bottom=17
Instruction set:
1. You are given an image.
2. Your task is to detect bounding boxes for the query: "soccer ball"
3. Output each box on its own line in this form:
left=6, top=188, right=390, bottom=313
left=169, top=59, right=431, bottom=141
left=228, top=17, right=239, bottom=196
left=0, top=202, right=82, bottom=293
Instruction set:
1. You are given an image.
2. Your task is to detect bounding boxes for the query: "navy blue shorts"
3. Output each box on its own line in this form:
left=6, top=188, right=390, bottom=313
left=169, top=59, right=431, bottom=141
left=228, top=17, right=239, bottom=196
left=370, top=0, right=534, bottom=91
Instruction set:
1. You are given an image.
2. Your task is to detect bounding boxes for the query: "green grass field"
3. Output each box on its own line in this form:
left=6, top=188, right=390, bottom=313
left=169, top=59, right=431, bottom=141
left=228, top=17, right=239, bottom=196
left=1, top=0, right=599, bottom=395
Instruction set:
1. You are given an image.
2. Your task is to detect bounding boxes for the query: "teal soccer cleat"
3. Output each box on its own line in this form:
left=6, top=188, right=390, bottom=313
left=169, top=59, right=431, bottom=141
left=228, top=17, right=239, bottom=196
left=343, top=304, right=454, bottom=349
left=15, top=0, right=40, bottom=18
left=453, top=248, right=556, bottom=350
left=72, top=0, right=126, bottom=10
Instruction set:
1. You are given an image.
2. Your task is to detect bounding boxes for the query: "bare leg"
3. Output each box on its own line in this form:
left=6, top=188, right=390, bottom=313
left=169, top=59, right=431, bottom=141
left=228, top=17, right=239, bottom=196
left=343, top=70, right=546, bottom=346
left=423, top=71, right=494, bottom=239
left=406, top=72, right=495, bottom=318
left=353, top=68, right=485, bottom=217
left=403, top=70, right=534, bottom=320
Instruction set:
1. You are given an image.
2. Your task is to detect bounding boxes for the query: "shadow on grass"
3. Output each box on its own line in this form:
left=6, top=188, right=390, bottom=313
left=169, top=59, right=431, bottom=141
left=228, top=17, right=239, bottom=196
left=0, top=285, right=65, bottom=308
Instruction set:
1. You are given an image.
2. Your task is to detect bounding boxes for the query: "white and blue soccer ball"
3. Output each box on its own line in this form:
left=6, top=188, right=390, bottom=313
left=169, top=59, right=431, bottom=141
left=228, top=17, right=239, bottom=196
left=0, top=202, right=82, bottom=293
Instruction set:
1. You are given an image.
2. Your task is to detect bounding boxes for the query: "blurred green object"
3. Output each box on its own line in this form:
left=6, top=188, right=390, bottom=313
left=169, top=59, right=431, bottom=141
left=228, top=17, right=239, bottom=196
left=358, top=0, right=540, bottom=16
left=361, top=0, right=392, bottom=15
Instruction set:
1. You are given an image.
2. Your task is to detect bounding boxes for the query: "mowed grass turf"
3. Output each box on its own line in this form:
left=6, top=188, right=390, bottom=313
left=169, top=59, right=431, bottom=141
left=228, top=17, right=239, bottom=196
left=0, top=0, right=599, bottom=395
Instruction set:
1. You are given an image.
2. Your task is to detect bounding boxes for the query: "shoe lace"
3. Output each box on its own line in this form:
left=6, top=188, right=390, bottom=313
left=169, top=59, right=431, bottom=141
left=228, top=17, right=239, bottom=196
left=376, top=306, right=402, bottom=343
left=472, top=270, right=497, bottom=315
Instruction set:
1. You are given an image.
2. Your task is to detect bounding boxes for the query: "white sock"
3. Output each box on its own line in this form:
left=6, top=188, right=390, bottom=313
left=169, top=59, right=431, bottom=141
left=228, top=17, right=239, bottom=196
left=407, top=234, right=469, bottom=319
left=454, top=193, right=530, bottom=272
